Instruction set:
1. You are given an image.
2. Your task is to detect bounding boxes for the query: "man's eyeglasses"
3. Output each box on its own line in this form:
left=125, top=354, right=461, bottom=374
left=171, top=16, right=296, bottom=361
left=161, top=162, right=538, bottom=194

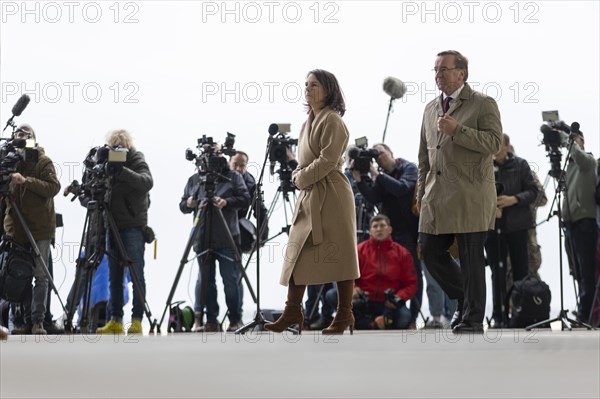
left=15, top=130, right=33, bottom=139
left=432, top=67, right=462, bottom=75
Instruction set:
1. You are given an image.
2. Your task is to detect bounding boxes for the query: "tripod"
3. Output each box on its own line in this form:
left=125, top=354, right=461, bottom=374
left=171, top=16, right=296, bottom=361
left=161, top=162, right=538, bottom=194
left=0, top=192, right=67, bottom=323
left=234, top=143, right=299, bottom=334
left=159, top=172, right=256, bottom=332
left=526, top=141, right=592, bottom=331
left=65, top=194, right=158, bottom=333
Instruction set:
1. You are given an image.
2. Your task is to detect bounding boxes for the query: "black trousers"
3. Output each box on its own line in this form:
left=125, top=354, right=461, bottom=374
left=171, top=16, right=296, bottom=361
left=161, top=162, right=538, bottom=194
left=419, top=231, right=488, bottom=323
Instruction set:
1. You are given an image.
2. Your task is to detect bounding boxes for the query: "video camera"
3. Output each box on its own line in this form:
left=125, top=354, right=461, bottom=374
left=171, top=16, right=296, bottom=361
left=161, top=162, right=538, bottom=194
left=186, top=133, right=236, bottom=176
left=0, top=137, right=38, bottom=179
left=64, top=145, right=128, bottom=200
left=539, top=111, right=581, bottom=178
left=348, top=136, right=379, bottom=176
left=268, top=123, right=297, bottom=174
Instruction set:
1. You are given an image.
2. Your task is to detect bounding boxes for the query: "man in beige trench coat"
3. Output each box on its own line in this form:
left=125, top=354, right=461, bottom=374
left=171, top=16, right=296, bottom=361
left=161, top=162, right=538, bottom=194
left=417, top=50, right=502, bottom=334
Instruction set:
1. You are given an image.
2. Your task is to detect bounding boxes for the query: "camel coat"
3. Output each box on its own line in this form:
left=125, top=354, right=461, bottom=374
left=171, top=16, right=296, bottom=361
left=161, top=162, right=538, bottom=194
left=279, top=108, right=360, bottom=286
left=417, top=83, right=503, bottom=234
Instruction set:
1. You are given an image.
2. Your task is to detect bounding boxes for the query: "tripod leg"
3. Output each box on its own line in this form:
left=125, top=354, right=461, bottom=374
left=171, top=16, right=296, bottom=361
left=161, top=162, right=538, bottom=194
left=157, top=209, right=205, bottom=330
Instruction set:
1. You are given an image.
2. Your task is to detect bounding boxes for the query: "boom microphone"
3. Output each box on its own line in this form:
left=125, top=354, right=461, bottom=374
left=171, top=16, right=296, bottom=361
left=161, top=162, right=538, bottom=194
left=570, top=122, right=581, bottom=135
left=11, top=95, right=30, bottom=117
left=383, top=77, right=407, bottom=100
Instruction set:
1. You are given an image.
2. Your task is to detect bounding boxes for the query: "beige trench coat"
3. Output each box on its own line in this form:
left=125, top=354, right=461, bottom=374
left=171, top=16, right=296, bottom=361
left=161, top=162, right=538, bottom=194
left=279, top=108, right=360, bottom=286
left=417, top=84, right=503, bottom=234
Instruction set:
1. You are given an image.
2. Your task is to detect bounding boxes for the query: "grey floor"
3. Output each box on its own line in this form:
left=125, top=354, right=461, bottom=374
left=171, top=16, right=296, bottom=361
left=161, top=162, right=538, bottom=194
left=1, top=329, right=599, bottom=399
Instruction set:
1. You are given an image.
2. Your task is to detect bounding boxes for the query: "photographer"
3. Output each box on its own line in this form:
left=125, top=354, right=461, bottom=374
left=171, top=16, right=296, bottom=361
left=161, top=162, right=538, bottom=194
left=179, top=145, right=250, bottom=333
left=352, top=143, right=422, bottom=328
left=96, top=130, right=153, bottom=335
left=326, top=215, right=416, bottom=329
left=485, top=133, right=539, bottom=327
left=4, top=124, right=60, bottom=335
left=560, top=129, right=597, bottom=322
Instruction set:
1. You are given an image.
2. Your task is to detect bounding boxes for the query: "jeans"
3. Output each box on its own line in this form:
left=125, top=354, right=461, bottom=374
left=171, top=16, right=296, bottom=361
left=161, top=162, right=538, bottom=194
left=22, top=240, right=51, bottom=324
left=393, top=232, right=422, bottom=323
left=195, top=246, right=242, bottom=323
left=107, top=227, right=146, bottom=320
left=305, top=283, right=334, bottom=321
left=422, top=260, right=457, bottom=319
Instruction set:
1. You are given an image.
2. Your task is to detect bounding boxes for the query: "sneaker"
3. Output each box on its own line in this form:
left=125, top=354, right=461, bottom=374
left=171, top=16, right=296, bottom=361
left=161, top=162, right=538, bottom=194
left=226, top=320, right=244, bottom=332
left=196, top=321, right=222, bottom=333
left=424, top=318, right=444, bottom=329
left=127, top=319, right=143, bottom=335
left=44, top=321, right=65, bottom=335
left=11, top=324, right=32, bottom=335
left=96, top=320, right=124, bottom=334
left=31, top=322, right=47, bottom=335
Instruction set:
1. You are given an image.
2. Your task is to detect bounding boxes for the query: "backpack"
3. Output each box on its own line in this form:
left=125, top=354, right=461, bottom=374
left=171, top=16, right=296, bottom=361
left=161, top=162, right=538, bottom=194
left=0, top=244, right=35, bottom=303
left=509, top=277, right=551, bottom=328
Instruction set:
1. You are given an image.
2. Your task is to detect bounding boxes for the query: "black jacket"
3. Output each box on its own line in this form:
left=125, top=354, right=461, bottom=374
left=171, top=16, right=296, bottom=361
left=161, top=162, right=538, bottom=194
left=356, top=158, right=418, bottom=241
left=109, top=150, right=153, bottom=229
left=179, top=169, right=250, bottom=248
left=493, top=153, right=538, bottom=233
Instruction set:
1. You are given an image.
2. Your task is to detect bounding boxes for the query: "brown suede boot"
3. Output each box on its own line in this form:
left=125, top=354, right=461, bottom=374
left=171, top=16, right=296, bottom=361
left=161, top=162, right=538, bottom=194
left=264, top=278, right=306, bottom=333
left=322, top=280, right=355, bottom=335
left=0, top=325, right=8, bottom=340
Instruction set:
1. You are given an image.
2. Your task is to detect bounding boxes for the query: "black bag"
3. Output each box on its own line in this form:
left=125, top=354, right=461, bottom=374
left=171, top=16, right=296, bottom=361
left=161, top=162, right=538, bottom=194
left=239, top=218, right=257, bottom=254
left=509, top=277, right=551, bottom=328
left=0, top=245, right=35, bottom=302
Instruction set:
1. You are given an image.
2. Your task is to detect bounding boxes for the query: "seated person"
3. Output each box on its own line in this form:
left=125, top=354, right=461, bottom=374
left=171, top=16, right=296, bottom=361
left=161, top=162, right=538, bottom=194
left=326, top=215, right=417, bottom=329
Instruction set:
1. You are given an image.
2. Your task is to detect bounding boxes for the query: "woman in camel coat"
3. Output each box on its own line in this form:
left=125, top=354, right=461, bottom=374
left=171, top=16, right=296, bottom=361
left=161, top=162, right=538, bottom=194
left=265, top=69, right=360, bottom=335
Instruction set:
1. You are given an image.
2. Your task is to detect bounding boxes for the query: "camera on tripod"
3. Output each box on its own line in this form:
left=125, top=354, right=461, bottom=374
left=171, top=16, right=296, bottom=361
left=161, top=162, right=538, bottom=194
left=186, top=133, right=236, bottom=176
left=268, top=123, right=297, bottom=174
left=348, top=137, right=379, bottom=176
left=64, top=145, right=128, bottom=200
left=0, top=137, right=39, bottom=191
left=539, top=111, right=580, bottom=178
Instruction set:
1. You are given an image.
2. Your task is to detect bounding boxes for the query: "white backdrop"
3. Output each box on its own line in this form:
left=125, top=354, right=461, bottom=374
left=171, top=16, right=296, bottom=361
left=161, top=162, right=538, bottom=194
left=1, top=0, right=598, bottom=329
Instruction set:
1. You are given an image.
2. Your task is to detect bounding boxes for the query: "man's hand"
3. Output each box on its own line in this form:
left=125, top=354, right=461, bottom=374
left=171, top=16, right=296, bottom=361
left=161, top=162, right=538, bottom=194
left=437, top=114, right=459, bottom=136
left=212, top=196, right=228, bottom=209
left=186, top=196, right=197, bottom=209
left=353, top=287, right=367, bottom=299
left=10, top=173, right=26, bottom=185
left=369, top=162, right=379, bottom=178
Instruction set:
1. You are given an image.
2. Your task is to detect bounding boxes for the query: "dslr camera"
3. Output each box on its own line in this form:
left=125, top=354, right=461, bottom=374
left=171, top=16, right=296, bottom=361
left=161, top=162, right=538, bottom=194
left=186, top=133, right=236, bottom=176
left=348, top=137, right=379, bottom=176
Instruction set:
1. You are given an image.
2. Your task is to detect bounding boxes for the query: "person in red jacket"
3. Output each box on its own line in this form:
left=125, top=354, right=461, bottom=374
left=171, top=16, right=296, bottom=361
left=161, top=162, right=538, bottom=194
left=326, top=215, right=417, bottom=329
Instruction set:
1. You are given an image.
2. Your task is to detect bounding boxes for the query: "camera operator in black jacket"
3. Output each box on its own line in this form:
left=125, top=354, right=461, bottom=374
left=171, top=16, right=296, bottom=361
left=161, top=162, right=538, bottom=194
left=485, top=134, right=538, bottom=327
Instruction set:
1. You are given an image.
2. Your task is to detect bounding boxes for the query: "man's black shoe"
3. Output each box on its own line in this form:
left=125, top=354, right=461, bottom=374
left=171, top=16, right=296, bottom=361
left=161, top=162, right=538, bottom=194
left=450, top=311, right=463, bottom=329
left=452, top=321, right=484, bottom=334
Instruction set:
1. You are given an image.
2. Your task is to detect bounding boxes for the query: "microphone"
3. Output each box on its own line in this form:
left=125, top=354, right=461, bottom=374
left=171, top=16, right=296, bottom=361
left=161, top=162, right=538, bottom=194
left=268, top=123, right=279, bottom=136
left=570, top=122, right=581, bottom=134
left=11, top=95, right=30, bottom=117
left=383, top=77, right=407, bottom=100
left=540, top=124, right=554, bottom=135
left=96, top=146, right=109, bottom=162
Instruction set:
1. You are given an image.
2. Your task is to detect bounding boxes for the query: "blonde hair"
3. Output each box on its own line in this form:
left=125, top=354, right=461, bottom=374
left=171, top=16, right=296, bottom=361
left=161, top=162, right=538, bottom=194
left=106, top=129, right=135, bottom=150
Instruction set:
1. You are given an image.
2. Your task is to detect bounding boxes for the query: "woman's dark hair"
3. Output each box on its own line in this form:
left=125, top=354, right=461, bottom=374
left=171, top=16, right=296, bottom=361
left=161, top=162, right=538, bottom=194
left=305, top=69, right=346, bottom=117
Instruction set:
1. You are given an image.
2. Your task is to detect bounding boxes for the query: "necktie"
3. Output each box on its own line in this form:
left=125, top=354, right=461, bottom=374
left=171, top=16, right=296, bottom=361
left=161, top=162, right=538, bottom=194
left=443, top=96, right=452, bottom=114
